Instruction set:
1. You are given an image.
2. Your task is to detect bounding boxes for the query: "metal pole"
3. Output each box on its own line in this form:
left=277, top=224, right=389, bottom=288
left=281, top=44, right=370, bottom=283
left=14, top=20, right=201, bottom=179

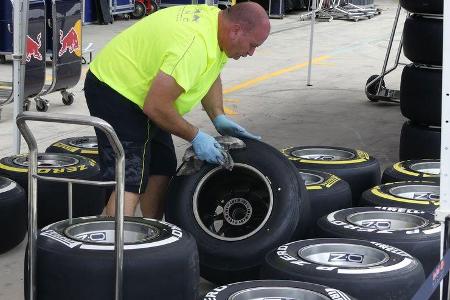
left=306, top=0, right=317, bottom=86
left=68, top=182, right=73, bottom=223
left=12, top=0, right=30, bottom=154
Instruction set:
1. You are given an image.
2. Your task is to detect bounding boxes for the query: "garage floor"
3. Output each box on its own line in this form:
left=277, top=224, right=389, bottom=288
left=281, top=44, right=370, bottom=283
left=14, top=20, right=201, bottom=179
left=0, top=0, right=408, bottom=298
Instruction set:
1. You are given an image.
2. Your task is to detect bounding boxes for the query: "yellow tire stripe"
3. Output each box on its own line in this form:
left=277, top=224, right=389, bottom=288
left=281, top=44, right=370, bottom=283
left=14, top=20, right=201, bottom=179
left=306, top=186, right=323, bottom=190
left=81, top=150, right=99, bottom=155
left=290, top=158, right=368, bottom=165
left=392, top=162, right=419, bottom=177
left=371, top=187, right=439, bottom=205
left=0, top=163, right=27, bottom=173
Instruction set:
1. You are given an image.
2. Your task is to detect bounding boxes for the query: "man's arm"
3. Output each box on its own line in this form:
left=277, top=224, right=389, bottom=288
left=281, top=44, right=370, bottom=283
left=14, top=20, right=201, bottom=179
left=201, top=75, right=225, bottom=121
left=143, top=71, right=198, bottom=141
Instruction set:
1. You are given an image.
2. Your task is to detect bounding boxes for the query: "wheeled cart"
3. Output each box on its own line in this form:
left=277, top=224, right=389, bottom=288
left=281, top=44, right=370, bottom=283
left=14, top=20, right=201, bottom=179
left=365, top=4, right=405, bottom=103
left=32, top=0, right=83, bottom=112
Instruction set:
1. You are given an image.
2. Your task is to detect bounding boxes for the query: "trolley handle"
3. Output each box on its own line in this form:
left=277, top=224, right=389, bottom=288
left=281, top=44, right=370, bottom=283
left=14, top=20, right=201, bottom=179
left=16, top=111, right=126, bottom=300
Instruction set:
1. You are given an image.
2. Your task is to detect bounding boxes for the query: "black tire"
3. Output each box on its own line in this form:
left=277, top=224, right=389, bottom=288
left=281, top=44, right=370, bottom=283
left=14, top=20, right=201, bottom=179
left=403, top=15, right=443, bottom=66
left=131, top=1, right=146, bottom=19
left=399, top=121, right=440, bottom=161
left=204, top=280, right=356, bottom=300
left=282, top=146, right=380, bottom=205
left=0, top=153, right=105, bottom=228
left=365, top=74, right=385, bottom=102
left=45, top=136, right=99, bottom=161
left=400, top=64, right=442, bottom=126
left=299, top=169, right=352, bottom=238
left=148, top=0, right=158, bottom=14
left=317, top=206, right=440, bottom=276
left=26, top=216, right=199, bottom=300
left=0, top=176, right=26, bottom=253
left=62, top=93, right=74, bottom=105
left=261, top=238, right=425, bottom=300
left=382, top=159, right=440, bottom=183
left=165, top=138, right=309, bottom=284
left=400, top=0, right=443, bottom=15
left=360, top=181, right=439, bottom=213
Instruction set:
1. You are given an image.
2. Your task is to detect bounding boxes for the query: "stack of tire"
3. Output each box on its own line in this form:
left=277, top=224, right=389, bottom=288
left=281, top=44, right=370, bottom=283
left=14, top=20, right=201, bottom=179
left=399, top=0, right=443, bottom=160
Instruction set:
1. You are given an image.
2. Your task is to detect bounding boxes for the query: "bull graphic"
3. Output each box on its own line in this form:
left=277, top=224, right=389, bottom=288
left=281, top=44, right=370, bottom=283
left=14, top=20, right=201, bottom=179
left=26, top=33, right=43, bottom=62
left=58, top=28, right=79, bottom=57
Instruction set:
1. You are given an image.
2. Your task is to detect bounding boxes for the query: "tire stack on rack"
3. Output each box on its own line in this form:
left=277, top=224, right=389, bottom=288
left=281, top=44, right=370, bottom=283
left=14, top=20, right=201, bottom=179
left=399, top=0, right=443, bottom=161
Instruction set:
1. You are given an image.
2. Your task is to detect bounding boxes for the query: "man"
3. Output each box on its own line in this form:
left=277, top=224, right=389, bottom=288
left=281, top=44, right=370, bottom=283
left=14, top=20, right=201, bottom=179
left=84, top=2, right=271, bottom=218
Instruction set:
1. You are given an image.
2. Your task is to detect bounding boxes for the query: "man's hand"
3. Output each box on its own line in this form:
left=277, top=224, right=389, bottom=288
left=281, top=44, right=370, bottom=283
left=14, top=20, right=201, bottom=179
left=191, top=130, right=226, bottom=164
left=213, top=115, right=261, bottom=140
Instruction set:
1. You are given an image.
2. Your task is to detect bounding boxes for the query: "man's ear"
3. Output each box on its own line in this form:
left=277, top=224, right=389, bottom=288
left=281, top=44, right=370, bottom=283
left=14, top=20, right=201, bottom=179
left=230, top=23, right=241, bottom=40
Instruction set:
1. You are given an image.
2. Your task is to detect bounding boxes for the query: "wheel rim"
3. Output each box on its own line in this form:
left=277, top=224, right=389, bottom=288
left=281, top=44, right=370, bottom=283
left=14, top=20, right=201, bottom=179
left=346, top=211, right=428, bottom=231
left=229, top=287, right=330, bottom=300
left=13, top=154, right=79, bottom=167
left=133, top=2, right=145, bottom=17
left=193, top=163, right=273, bottom=241
left=65, top=220, right=160, bottom=244
left=299, top=171, right=324, bottom=185
left=389, top=184, right=440, bottom=201
left=68, top=136, right=98, bottom=149
left=290, top=148, right=355, bottom=161
left=409, top=161, right=440, bottom=175
left=298, top=243, right=389, bottom=267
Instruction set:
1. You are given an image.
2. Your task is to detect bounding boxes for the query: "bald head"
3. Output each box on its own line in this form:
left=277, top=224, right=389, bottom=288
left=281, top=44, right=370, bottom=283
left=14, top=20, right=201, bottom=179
left=218, top=2, right=271, bottom=60
left=224, top=2, right=270, bottom=33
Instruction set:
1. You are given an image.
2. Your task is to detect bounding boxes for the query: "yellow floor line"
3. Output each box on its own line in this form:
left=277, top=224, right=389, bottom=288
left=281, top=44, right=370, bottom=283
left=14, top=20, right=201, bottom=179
left=223, top=55, right=331, bottom=95
left=224, top=106, right=238, bottom=115
left=224, top=98, right=241, bottom=103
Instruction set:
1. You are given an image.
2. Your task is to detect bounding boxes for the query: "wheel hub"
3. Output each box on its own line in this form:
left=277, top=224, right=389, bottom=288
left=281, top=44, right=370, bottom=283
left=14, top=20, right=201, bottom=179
left=347, top=211, right=428, bottom=231
left=223, top=198, right=253, bottom=225
left=390, top=184, right=439, bottom=201
left=298, top=243, right=389, bottom=267
left=13, top=154, right=79, bottom=167
left=229, top=287, right=329, bottom=300
left=68, top=137, right=98, bottom=149
left=410, top=161, right=440, bottom=175
left=299, top=172, right=324, bottom=185
left=65, top=220, right=160, bottom=244
left=291, top=148, right=355, bottom=161
left=193, top=163, right=273, bottom=241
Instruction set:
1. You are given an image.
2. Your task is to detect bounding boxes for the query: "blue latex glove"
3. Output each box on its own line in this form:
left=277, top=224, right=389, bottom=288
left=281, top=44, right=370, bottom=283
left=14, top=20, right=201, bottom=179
left=191, top=130, right=225, bottom=164
left=213, top=115, right=261, bottom=140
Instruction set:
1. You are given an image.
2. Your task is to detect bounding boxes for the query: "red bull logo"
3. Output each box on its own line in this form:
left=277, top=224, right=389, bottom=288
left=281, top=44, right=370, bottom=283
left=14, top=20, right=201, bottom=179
left=26, top=33, right=43, bottom=62
left=58, top=27, right=80, bottom=57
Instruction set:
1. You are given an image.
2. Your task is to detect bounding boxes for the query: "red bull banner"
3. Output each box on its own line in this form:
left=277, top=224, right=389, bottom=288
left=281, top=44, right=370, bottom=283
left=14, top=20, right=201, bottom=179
left=58, top=20, right=82, bottom=57
left=26, top=33, right=43, bottom=62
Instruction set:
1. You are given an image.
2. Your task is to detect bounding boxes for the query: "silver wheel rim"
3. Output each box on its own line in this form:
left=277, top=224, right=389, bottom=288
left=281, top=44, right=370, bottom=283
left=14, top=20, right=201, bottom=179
left=298, top=243, right=389, bottom=267
left=13, top=154, right=79, bottom=167
left=299, top=171, right=324, bottom=185
left=65, top=221, right=160, bottom=244
left=291, top=148, right=355, bottom=161
left=193, top=163, right=273, bottom=241
left=347, top=211, right=428, bottom=231
left=390, top=184, right=440, bottom=201
left=229, top=287, right=330, bottom=300
left=68, top=137, right=98, bottom=149
left=410, top=162, right=440, bottom=175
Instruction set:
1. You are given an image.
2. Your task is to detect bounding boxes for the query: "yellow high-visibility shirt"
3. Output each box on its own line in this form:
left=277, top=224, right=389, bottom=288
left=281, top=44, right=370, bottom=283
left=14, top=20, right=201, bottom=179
left=90, top=5, right=228, bottom=116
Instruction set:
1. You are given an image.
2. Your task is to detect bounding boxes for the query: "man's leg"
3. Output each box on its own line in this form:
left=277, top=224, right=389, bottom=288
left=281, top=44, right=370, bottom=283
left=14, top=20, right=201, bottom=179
left=105, top=191, right=140, bottom=216
left=140, top=175, right=170, bottom=219
left=139, top=129, right=177, bottom=219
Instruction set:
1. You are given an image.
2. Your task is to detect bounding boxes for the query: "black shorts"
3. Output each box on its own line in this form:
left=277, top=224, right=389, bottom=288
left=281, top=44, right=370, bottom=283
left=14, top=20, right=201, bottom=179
left=84, top=70, right=177, bottom=194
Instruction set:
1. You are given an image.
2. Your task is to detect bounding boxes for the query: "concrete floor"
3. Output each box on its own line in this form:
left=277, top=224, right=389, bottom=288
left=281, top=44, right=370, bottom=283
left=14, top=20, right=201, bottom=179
left=0, top=0, right=409, bottom=298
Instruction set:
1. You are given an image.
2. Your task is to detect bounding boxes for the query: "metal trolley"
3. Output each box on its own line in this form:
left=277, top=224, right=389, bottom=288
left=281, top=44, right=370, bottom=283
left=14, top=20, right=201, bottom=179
left=17, top=112, right=126, bottom=300
left=364, top=4, right=405, bottom=103
left=32, top=0, right=83, bottom=112
left=0, top=0, right=46, bottom=120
